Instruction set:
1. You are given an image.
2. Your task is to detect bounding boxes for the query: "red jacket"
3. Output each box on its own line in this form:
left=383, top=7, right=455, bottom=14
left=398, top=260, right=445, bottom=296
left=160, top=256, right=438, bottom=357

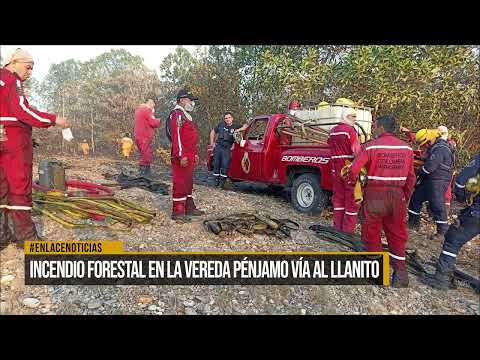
left=169, top=108, right=199, bottom=160
left=327, top=122, right=360, bottom=166
left=349, top=132, right=416, bottom=199
left=134, top=105, right=161, bottom=141
left=0, top=68, right=56, bottom=129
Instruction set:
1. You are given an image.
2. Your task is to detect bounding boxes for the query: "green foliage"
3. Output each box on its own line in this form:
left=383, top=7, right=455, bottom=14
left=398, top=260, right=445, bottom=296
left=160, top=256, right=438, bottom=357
left=33, top=45, right=479, bottom=163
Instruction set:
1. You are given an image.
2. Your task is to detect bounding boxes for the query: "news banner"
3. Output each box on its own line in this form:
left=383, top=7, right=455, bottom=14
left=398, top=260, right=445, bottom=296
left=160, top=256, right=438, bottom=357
left=24, top=241, right=390, bottom=286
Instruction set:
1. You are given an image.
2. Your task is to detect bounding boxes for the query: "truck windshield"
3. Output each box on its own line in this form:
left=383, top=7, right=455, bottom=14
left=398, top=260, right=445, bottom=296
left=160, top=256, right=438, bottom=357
left=247, top=119, right=268, bottom=140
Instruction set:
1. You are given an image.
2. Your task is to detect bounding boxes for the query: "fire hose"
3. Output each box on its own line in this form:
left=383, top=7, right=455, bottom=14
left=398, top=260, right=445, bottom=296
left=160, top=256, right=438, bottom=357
left=32, top=191, right=156, bottom=231
left=204, top=211, right=300, bottom=239
left=309, top=224, right=479, bottom=293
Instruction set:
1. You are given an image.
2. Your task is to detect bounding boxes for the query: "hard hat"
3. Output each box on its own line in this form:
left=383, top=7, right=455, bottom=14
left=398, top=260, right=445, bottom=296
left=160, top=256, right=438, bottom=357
left=335, top=98, right=356, bottom=107
left=318, top=101, right=329, bottom=107
left=288, top=100, right=302, bottom=110
left=437, top=125, right=448, bottom=136
left=416, top=128, right=439, bottom=146
left=415, top=129, right=428, bottom=145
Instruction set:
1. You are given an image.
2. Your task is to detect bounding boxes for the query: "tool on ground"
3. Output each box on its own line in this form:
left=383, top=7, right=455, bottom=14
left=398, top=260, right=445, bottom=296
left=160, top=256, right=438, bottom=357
left=309, top=224, right=479, bottom=292
left=204, top=211, right=300, bottom=239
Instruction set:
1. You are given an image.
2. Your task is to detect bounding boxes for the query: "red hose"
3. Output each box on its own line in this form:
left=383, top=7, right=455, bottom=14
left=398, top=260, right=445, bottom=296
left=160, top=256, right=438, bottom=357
left=33, top=180, right=114, bottom=197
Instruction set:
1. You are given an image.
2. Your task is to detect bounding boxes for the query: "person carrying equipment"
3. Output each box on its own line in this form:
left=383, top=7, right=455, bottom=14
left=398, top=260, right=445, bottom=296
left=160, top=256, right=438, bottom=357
left=408, top=126, right=455, bottom=240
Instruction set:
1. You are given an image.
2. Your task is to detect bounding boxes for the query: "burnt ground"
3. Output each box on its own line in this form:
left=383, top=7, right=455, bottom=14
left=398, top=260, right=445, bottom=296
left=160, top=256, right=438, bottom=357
left=0, top=155, right=478, bottom=315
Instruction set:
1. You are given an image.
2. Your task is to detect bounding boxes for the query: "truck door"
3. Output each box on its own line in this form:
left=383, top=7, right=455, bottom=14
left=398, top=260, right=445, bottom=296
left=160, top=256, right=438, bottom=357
left=229, top=117, right=269, bottom=182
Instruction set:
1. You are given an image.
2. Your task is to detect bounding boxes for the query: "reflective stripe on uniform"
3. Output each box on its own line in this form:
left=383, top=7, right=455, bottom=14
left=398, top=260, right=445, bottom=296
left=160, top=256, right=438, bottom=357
left=389, top=253, right=406, bottom=261
left=408, top=209, right=420, bottom=215
left=213, top=173, right=220, bottom=176
left=442, top=250, right=457, bottom=258
left=177, top=124, right=182, bottom=157
left=330, top=132, right=350, bottom=138
left=333, top=208, right=345, bottom=211
left=345, top=211, right=357, bottom=216
left=187, top=195, right=193, bottom=198
left=331, top=155, right=354, bottom=159
left=368, top=176, right=407, bottom=181
left=220, top=174, right=228, bottom=178
left=455, top=182, right=465, bottom=189
left=422, top=166, right=430, bottom=174
left=172, top=197, right=187, bottom=202
left=366, top=145, right=412, bottom=151
left=435, top=220, right=448, bottom=224
left=0, top=117, right=18, bottom=121
left=6, top=205, right=32, bottom=210
left=19, top=96, right=52, bottom=124
left=0, top=80, right=5, bottom=86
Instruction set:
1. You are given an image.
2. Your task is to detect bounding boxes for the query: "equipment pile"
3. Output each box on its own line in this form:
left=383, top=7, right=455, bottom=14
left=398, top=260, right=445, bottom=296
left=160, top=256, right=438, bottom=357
left=33, top=191, right=156, bottom=230
left=204, top=211, right=299, bottom=239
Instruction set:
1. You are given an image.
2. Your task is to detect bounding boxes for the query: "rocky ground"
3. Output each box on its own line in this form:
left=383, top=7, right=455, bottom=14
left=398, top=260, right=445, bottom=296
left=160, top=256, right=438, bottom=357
left=1, top=155, right=479, bottom=315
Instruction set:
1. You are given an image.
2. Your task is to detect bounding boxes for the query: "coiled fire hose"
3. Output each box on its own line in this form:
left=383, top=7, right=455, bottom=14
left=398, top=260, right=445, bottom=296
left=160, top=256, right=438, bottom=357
left=32, top=191, right=156, bottom=231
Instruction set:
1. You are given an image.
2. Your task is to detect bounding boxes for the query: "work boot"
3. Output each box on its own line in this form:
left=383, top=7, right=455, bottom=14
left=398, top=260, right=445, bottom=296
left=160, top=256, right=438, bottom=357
left=422, top=268, right=453, bottom=291
left=0, top=213, right=16, bottom=249
left=218, top=177, right=227, bottom=189
left=171, top=214, right=191, bottom=223
left=391, top=269, right=409, bottom=288
left=186, top=208, right=205, bottom=216
left=185, top=197, right=205, bottom=216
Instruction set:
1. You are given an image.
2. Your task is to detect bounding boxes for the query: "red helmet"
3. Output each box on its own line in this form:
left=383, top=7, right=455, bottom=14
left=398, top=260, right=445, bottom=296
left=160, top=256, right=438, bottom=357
left=288, top=100, right=302, bottom=110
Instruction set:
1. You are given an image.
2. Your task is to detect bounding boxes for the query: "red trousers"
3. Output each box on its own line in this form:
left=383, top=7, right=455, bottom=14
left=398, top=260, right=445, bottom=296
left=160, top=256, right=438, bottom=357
left=332, top=168, right=359, bottom=234
left=360, top=186, right=408, bottom=271
left=171, top=157, right=198, bottom=215
left=0, top=127, right=37, bottom=242
left=135, top=138, right=153, bottom=166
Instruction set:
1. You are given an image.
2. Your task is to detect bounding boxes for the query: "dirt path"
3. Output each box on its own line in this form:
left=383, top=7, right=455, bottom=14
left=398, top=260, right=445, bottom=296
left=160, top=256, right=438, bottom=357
left=1, top=156, right=478, bottom=315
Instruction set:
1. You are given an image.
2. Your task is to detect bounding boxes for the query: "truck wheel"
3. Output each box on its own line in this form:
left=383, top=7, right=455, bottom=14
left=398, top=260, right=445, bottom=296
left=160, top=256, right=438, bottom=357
left=291, top=174, right=326, bottom=213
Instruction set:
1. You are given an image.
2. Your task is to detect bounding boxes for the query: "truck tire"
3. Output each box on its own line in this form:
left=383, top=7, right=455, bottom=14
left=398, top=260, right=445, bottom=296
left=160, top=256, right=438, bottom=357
left=291, top=173, right=327, bottom=213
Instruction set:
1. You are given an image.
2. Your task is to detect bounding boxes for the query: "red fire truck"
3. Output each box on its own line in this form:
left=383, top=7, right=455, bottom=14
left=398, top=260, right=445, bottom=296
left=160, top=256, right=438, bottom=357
left=207, top=104, right=373, bottom=213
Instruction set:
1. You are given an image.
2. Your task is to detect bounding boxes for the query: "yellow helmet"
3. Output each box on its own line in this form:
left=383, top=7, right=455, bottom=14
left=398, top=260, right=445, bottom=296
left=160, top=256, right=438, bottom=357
left=318, top=101, right=329, bottom=107
left=416, top=128, right=439, bottom=146
left=335, top=98, right=356, bottom=107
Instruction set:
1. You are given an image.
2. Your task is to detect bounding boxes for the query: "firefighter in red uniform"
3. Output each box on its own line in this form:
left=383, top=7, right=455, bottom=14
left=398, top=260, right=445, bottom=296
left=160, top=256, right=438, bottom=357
left=327, top=107, right=361, bottom=234
left=168, top=89, right=205, bottom=222
left=0, top=48, right=68, bottom=248
left=347, top=115, right=416, bottom=287
left=134, top=98, right=161, bottom=177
